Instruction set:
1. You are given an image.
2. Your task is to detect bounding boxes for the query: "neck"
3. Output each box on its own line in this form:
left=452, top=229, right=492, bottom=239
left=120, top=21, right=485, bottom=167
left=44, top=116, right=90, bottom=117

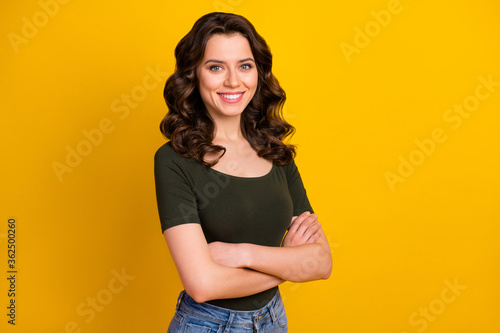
left=212, top=114, right=244, bottom=142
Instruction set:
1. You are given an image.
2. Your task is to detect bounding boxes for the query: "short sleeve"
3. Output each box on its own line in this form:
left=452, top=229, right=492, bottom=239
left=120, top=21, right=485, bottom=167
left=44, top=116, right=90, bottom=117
left=286, top=161, right=314, bottom=216
left=154, top=144, right=200, bottom=233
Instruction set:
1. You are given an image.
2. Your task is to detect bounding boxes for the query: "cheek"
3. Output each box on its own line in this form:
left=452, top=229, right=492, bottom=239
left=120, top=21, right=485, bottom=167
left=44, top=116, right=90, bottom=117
left=199, top=73, right=222, bottom=95
left=243, top=72, right=259, bottom=90
left=197, top=73, right=214, bottom=99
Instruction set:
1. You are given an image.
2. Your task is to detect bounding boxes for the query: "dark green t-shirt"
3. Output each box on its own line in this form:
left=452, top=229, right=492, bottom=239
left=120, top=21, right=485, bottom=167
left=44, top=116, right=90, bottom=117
left=154, top=142, right=313, bottom=310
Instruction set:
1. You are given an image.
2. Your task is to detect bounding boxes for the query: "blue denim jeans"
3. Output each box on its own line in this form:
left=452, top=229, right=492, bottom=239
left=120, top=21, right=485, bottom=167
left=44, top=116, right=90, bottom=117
left=167, top=290, right=288, bottom=332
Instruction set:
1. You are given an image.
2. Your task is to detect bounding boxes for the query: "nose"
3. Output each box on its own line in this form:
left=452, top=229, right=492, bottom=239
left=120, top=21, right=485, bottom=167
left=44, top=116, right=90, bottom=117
left=224, top=69, right=240, bottom=88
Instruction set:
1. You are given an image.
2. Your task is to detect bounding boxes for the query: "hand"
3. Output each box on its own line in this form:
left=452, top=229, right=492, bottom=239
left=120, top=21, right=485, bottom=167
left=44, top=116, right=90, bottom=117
left=282, top=211, right=322, bottom=247
left=208, top=241, right=244, bottom=268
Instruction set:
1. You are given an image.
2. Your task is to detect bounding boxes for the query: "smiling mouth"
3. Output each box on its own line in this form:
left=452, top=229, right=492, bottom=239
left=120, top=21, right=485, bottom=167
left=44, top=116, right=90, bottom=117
left=217, top=92, right=244, bottom=103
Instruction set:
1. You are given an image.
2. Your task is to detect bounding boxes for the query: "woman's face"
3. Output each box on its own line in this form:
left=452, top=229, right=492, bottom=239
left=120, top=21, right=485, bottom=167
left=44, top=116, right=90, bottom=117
left=196, top=33, right=258, bottom=120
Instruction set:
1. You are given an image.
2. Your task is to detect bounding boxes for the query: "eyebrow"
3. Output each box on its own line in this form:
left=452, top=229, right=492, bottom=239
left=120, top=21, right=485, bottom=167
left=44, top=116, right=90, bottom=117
left=203, top=58, right=255, bottom=65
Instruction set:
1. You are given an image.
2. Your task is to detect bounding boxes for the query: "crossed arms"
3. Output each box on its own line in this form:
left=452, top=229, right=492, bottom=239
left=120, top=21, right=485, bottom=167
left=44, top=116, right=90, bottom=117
left=164, top=211, right=332, bottom=303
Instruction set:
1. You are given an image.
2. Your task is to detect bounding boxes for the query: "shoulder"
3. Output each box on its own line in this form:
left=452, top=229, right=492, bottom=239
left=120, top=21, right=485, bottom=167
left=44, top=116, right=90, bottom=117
left=155, top=142, right=189, bottom=166
left=277, top=160, right=298, bottom=173
left=154, top=142, right=203, bottom=177
left=275, top=159, right=301, bottom=183
left=155, top=142, right=177, bottom=160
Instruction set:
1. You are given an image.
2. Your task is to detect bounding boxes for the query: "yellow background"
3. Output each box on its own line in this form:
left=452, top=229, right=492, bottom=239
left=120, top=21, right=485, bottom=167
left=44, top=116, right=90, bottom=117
left=1, top=0, right=499, bottom=332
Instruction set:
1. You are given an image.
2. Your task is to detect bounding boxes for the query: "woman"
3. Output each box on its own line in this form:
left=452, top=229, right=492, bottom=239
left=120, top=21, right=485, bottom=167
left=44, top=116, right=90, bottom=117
left=154, top=12, right=332, bottom=332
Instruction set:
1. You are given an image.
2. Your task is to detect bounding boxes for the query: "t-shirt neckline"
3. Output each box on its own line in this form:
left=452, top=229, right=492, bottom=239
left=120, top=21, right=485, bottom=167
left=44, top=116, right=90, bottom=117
left=209, top=163, right=275, bottom=180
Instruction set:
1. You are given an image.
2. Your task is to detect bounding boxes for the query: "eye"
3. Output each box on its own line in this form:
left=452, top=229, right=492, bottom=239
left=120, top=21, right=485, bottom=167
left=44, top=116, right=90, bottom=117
left=209, top=65, right=222, bottom=72
left=240, top=63, right=253, bottom=70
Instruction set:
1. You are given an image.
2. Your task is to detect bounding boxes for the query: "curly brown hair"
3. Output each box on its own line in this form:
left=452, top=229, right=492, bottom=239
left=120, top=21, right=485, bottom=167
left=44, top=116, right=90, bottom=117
left=160, top=12, right=296, bottom=167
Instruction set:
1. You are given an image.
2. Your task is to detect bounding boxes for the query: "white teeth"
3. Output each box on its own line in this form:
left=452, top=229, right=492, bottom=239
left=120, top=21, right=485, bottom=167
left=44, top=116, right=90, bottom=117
left=220, top=93, right=242, bottom=100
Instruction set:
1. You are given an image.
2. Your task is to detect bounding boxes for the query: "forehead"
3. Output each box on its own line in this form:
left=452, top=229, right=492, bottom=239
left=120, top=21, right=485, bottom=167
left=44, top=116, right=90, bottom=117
left=203, top=33, right=253, bottom=60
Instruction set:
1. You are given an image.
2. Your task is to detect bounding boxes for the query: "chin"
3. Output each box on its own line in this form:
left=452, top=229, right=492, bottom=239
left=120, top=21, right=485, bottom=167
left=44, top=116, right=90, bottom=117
left=212, top=102, right=251, bottom=117
left=218, top=107, right=246, bottom=117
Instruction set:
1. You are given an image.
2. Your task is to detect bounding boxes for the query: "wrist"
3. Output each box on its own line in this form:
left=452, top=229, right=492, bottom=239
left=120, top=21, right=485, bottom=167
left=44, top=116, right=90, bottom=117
left=240, top=243, right=254, bottom=268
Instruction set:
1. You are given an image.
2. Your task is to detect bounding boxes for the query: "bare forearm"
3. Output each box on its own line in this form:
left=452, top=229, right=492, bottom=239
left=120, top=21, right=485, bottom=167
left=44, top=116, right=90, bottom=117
left=190, top=264, right=283, bottom=303
left=242, top=240, right=332, bottom=282
left=165, top=224, right=284, bottom=304
left=207, top=215, right=333, bottom=283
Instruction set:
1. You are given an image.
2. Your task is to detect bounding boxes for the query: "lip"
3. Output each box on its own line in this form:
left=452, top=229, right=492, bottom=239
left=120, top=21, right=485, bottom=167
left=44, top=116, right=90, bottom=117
left=217, top=91, right=245, bottom=104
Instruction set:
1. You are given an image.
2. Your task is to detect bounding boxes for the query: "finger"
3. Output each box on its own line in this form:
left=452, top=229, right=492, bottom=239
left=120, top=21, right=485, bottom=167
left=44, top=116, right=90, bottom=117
left=295, top=214, right=318, bottom=236
left=306, top=228, right=322, bottom=244
left=302, top=223, right=321, bottom=244
left=288, top=211, right=310, bottom=233
left=304, top=220, right=321, bottom=239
